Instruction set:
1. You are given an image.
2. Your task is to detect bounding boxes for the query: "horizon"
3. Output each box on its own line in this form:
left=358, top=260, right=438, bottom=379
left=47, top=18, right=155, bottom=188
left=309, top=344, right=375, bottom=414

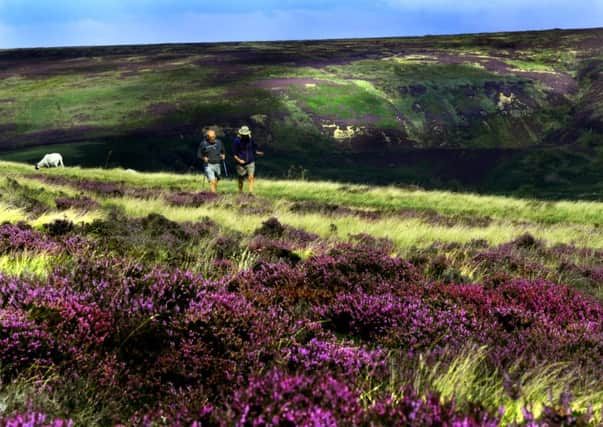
left=0, top=0, right=602, bottom=49
left=1, top=25, right=601, bottom=51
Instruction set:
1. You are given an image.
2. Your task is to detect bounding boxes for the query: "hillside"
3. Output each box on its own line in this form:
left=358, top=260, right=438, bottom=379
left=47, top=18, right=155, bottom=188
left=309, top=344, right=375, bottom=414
left=0, top=28, right=602, bottom=198
left=0, top=161, right=602, bottom=424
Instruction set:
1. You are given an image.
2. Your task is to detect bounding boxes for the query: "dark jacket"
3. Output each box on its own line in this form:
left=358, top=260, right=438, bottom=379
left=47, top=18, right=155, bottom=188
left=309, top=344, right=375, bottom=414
left=233, top=136, right=257, bottom=164
left=198, top=138, right=225, bottom=164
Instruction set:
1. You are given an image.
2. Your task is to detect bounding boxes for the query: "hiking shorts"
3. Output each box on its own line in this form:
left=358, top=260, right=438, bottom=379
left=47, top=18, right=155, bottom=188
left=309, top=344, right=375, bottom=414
left=236, top=162, right=255, bottom=178
left=204, top=163, right=221, bottom=181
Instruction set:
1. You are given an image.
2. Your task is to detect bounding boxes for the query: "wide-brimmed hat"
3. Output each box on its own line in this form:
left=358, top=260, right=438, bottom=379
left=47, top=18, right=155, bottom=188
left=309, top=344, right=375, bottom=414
left=238, top=126, right=252, bottom=136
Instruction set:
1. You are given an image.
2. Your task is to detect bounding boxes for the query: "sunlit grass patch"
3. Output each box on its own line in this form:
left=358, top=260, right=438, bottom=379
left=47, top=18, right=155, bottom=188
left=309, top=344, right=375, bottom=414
left=386, top=54, right=439, bottom=64
left=257, top=179, right=603, bottom=226
left=1, top=175, right=80, bottom=207
left=289, top=81, right=398, bottom=124
left=30, top=209, right=105, bottom=228
left=0, top=162, right=201, bottom=191
left=403, top=346, right=603, bottom=425
left=3, top=160, right=603, bottom=228
left=0, top=66, right=224, bottom=133
left=15, top=175, right=101, bottom=200
left=0, top=251, right=54, bottom=279
left=0, top=202, right=27, bottom=223
left=103, top=194, right=603, bottom=250
left=504, top=58, right=558, bottom=73
left=0, top=176, right=101, bottom=224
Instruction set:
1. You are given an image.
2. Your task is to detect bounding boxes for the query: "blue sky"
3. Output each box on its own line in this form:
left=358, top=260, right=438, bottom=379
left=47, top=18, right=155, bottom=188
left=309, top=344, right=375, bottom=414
left=0, top=0, right=601, bottom=48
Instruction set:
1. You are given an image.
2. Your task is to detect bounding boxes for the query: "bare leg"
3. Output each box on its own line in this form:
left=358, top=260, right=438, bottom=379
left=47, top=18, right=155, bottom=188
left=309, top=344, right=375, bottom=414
left=248, top=175, right=255, bottom=194
left=238, top=176, right=244, bottom=193
left=210, top=179, right=218, bottom=193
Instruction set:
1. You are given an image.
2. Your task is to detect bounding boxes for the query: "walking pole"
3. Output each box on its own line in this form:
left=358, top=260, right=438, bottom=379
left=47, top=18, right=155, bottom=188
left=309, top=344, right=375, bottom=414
left=201, top=161, right=208, bottom=189
left=222, top=160, right=229, bottom=178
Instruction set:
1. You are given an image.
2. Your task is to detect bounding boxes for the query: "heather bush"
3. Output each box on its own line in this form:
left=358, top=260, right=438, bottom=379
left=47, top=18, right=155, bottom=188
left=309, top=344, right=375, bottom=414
left=0, top=307, right=56, bottom=379
left=285, top=226, right=320, bottom=245
left=254, top=217, right=285, bottom=238
left=397, top=207, right=481, bottom=228
left=410, top=237, right=603, bottom=299
left=42, top=219, right=74, bottom=237
left=81, top=210, right=217, bottom=265
left=248, top=235, right=302, bottom=264
left=253, top=217, right=319, bottom=250
left=29, top=174, right=163, bottom=199
left=512, top=233, right=543, bottom=250
left=348, top=233, right=395, bottom=254
left=521, top=392, right=594, bottom=426
left=316, top=291, right=480, bottom=351
left=283, top=338, right=388, bottom=381
left=54, top=195, right=98, bottom=211
left=1, top=257, right=296, bottom=407
left=365, top=387, right=501, bottom=427
left=33, top=175, right=126, bottom=197
left=1, top=177, right=52, bottom=217
left=211, top=234, right=242, bottom=259
left=289, top=200, right=382, bottom=221
left=0, top=222, right=59, bottom=254
left=439, top=279, right=603, bottom=372
left=1, top=168, right=602, bottom=425
left=0, top=411, right=73, bottom=427
left=226, top=368, right=365, bottom=426
left=302, top=243, right=422, bottom=295
left=0, top=236, right=600, bottom=424
left=165, top=191, right=219, bottom=207
left=216, top=193, right=275, bottom=217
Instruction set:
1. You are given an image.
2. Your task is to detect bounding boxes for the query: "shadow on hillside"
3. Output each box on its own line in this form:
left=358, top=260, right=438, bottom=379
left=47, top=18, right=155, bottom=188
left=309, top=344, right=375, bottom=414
left=2, top=135, right=602, bottom=201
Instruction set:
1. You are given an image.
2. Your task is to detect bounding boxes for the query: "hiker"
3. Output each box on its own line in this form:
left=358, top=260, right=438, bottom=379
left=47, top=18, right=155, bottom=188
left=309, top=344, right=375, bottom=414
left=198, top=129, right=225, bottom=193
left=233, top=125, right=263, bottom=194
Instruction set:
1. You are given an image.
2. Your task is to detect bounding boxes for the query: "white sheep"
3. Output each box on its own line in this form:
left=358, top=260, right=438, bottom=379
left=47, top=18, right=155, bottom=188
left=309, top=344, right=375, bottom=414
left=35, top=153, right=64, bottom=169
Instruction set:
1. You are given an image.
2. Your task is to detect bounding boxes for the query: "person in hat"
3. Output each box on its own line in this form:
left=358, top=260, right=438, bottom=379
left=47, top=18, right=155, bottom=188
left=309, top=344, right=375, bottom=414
left=233, top=125, right=263, bottom=194
left=198, top=129, right=225, bottom=193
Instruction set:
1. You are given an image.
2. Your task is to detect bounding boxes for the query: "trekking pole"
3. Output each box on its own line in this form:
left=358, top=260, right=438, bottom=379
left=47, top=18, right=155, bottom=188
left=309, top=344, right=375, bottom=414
left=222, top=160, right=229, bottom=178
left=201, top=160, right=208, bottom=189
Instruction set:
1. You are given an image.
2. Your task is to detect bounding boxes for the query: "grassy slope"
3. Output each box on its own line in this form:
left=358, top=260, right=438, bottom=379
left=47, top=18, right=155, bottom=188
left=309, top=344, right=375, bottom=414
left=2, top=160, right=602, bottom=251
left=0, top=29, right=602, bottom=197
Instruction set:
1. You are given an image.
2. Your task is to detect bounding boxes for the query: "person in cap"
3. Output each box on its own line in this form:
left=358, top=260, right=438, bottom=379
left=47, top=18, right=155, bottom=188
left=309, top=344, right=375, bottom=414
left=198, top=129, right=225, bottom=193
left=233, top=125, right=263, bottom=194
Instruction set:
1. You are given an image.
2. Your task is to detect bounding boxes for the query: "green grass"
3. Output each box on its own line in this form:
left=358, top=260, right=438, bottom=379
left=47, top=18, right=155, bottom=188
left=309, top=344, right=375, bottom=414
left=504, top=58, right=558, bottom=73
left=324, top=60, right=501, bottom=87
left=402, top=346, right=603, bottom=425
left=0, top=201, right=27, bottom=223
left=0, top=66, right=225, bottom=134
left=0, top=252, right=55, bottom=278
left=254, top=180, right=603, bottom=226
left=3, top=161, right=601, bottom=254
left=105, top=195, right=603, bottom=250
left=3, top=161, right=602, bottom=227
left=29, top=209, right=104, bottom=228
left=288, top=81, right=398, bottom=125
